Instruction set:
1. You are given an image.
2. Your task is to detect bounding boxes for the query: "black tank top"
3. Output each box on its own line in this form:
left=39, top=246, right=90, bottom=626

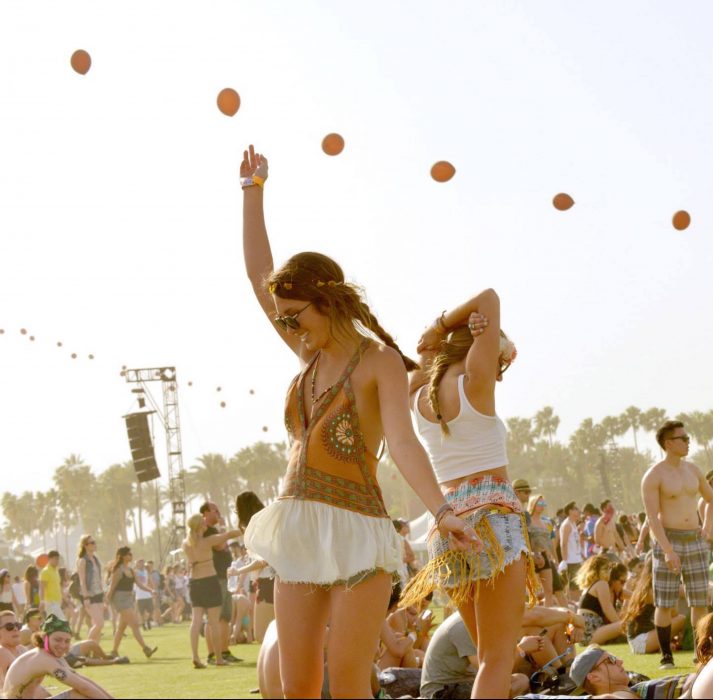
left=580, top=586, right=605, bottom=619
left=116, top=569, right=134, bottom=592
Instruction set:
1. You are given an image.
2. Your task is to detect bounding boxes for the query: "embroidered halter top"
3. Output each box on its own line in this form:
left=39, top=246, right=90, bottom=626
left=280, top=338, right=388, bottom=519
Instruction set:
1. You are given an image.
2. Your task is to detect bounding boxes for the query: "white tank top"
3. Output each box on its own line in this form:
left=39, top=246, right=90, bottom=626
left=413, top=375, right=508, bottom=483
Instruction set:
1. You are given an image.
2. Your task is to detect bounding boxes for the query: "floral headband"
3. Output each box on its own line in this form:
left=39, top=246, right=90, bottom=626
left=268, top=280, right=344, bottom=294
left=499, top=335, right=517, bottom=364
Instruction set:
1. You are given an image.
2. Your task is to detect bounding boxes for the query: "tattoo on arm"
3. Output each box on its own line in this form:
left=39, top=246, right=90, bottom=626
left=53, top=668, right=68, bottom=682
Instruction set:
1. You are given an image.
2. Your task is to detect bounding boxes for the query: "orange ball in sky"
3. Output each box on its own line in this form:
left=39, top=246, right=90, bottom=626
left=220, top=401, right=226, bottom=408
left=216, top=386, right=222, bottom=392
left=88, top=354, right=94, bottom=359
left=20, top=328, right=27, bottom=335
left=36, top=554, right=49, bottom=568
left=672, top=210, right=691, bottom=230
left=57, top=342, right=62, bottom=347
left=71, top=50, right=91, bottom=75
left=553, top=193, right=575, bottom=211
left=430, top=161, right=456, bottom=182
left=262, top=426, right=268, bottom=432
left=322, top=133, right=345, bottom=156
left=217, top=88, right=240, bottom=116
left=29, top=336, right=35, bottom=341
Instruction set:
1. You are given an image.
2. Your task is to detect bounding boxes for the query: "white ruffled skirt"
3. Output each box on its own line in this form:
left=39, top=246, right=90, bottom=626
left=243, top=498, right=402, bottom=587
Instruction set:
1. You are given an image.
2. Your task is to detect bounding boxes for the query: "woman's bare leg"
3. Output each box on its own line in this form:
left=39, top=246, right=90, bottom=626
left=111, top=617, right=127, bottom=655
left=591, top=620, right=623, bottom=645
left=473, top=557, right=526, bottom=699
left=189, top=606, right=204, bottom=663
left=326, top=572, right=392, bottom=699
left=87, top=603, right=104, bottom=642
left=125, top=609, right=149, bottom=650
left=275, top=580, right=331, bottom=698
left=538, top=569, right=554, bottom=607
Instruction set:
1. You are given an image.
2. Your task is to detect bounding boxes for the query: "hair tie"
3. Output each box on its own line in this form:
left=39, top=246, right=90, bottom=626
left=316, top=280, right=325, bottom=287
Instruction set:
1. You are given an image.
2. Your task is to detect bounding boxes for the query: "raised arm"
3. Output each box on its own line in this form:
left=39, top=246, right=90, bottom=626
left=204, top=530, right=243, bottom=549
left=241, top=145, right=303, bottom=358
left=696, top=467, right=713, bottom=538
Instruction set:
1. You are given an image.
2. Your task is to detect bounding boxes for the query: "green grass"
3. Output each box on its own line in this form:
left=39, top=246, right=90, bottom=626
left=38, top=616, right=698, bottom=698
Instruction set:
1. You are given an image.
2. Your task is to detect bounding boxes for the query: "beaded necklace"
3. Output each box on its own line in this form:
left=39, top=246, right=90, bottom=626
left=310, top=353, right=335, bottom=406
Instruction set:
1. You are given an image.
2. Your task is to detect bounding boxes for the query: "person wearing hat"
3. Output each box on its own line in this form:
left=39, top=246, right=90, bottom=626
left=2, top=614, right=113, bottom=698
left=563, top=645, right=694, bottom=698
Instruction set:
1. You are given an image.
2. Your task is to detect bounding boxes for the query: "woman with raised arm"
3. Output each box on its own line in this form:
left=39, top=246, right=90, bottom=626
left=240, top=145, right=478, bottom=699
left=402, top=292, right=540, bottom=698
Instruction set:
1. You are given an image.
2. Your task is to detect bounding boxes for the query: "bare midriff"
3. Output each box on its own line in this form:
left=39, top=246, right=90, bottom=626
left=440, top=464, right=510, bottom=491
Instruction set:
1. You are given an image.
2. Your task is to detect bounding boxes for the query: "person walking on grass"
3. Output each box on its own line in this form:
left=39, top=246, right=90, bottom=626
left=105, top=547, right=157, bottom=662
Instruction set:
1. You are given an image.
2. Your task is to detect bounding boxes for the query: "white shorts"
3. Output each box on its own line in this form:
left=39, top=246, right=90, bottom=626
left=628, top=632, right=649, bottom=654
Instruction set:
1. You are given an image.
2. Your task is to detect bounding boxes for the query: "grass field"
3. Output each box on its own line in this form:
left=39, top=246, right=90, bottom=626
left=39, top=616, right=699, bottom=699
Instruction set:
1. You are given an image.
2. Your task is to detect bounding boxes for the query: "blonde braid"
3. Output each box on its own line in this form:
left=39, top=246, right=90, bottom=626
left=428, top=352, right=451, bottom=436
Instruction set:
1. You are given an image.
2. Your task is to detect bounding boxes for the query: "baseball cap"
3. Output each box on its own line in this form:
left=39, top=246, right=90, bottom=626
left=512, top=479, right=531, bottom=491
left=569, top=646, right=606, bottom=688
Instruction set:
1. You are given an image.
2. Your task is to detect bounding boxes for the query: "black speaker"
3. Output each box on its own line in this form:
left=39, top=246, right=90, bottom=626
left=124, top=412, right=161, bottom=483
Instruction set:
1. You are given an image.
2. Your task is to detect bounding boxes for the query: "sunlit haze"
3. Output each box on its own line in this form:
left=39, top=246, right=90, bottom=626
left=1, top=0, right=712, bottom=501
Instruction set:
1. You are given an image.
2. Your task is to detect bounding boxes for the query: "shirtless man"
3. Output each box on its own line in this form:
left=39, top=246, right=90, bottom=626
left=641, top=419, right=713, bottom=670
left=0, top=611, right=28, bottom=689
left=2, top=614, right=112, bottom=699
left=594, top=499, right=626, bottom=561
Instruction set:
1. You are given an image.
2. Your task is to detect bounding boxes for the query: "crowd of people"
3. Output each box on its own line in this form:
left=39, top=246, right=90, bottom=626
left=2, top=144, right=713, bottom=699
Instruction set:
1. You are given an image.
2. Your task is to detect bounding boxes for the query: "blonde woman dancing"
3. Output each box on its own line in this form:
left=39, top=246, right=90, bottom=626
left=403, top=290, right=539, bottom=698
left=241, top=144, right=478, bottom=698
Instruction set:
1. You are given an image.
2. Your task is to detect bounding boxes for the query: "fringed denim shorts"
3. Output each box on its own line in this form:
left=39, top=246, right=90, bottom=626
left=400, top=475, right=540, bottom=608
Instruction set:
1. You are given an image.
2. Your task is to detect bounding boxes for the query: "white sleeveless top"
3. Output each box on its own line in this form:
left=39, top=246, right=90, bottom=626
left=413, top=375, right=508, bottom=483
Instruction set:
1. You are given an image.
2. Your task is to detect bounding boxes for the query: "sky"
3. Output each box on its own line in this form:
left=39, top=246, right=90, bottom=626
left=1, top=0, right=712, bottom=502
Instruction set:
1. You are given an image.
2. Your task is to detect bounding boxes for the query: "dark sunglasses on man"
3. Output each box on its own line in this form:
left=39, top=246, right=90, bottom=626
left=273, top=302, right=312, bottom=332
left=668, top=435, right=690, bottom=444
left=2, top=622, right=22, bottom=631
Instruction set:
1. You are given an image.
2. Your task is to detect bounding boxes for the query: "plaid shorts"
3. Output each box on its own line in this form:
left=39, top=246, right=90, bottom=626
left=652, top=528, right=709, bottom=608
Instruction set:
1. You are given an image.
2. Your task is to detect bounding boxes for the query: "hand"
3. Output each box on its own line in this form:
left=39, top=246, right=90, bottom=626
left=467, top=312, right=488, bottom=337
left=664, top=550, right=681, bottom=572
left=519, top=635, right=545, bottom=655
left=241, top=144, right=269, bottom=181
left=417, top=326, right=444, bottom=354
left=568, top=625, right=584, bottom=643
left=438, top=513, right=483, bottom=553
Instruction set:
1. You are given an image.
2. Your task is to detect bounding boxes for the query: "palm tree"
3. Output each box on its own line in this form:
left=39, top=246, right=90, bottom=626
left=35, top=490, right=59, bottom=552
left=600, top=415, right=626, bottom=445
left=533, top=407, right=560, bottom=448
left=228, top=442, right=289, bottom=503
left=619, top=406, right=643, bottom=453
left=53, top=454, right=95, bottom=559
left=187, top=454, right=232, bottom=525
left=641, top=407, right=667, bottom=439
left=676, top=411, right=713, bottom=466
left=95, top=464, right=137, bottom=545
left=506, top=417, right=535, bottom=457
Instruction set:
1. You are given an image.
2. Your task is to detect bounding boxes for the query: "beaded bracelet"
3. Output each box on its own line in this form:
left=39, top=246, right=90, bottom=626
left=435, top=503, right=454, bottom=526
left=435, top=311, right=451, bottom=334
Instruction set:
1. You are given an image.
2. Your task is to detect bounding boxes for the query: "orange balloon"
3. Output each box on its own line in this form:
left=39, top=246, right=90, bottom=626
left=430, top=161, right=456, bottom=183
left=29, top=336, right=35, bottom=341
left=20, top=328, right=27, bottom=335
left=57, top=342, right=62, bottom=347
left=36, top=553, right=49, bottom=568
left=71, top=50, right=91, bottom=75
left=322, top=133, right=345, bottom=156
left=217, top=88, right=240, bottom=116
left=188, top=381, right=193, bottom=387
left=120, top=371, right=126, bottom=377
left=553, top=193, right=575, bottom=211
left=262, top=426, right=268, bottom=432
left=121, top=365, right=127, bottom=370
left=672, top=210, right=691, bottom=231
left=249, top=389, right=255, bottom=395
left=71, top=353, right=77, bottom=359
left=216, top=387, right=222, bottom=392
left=0, top=329, right=4, bottom=334
left=220, top=401, right=226, bottom=408
left=88, top=354, right=94, bottom=359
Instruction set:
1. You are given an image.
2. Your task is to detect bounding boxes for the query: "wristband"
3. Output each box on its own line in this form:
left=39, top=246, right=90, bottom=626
left=241, top=176, right=264, bottom=190
left=435, top=503, right=454, bottom=526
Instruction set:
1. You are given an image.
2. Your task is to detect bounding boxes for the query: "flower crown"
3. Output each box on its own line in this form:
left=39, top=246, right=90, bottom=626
left=268, top=279, right=344, bottom=294
left=500, top=336, right=517, bottom=364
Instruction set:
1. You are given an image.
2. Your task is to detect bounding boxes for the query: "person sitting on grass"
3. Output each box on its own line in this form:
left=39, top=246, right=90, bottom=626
left=2, top=614, right=113, bottom=699
left=575, top=555, right=624, bottom=645
left=19, top=609, right=41, bottom=647
left=64, top=639, right=129, bottom=669
left=378, top=584, right=419, bottom=671
left=622, top=555, right=686, bottom=656
left=0, top=611, right=27, bottom=687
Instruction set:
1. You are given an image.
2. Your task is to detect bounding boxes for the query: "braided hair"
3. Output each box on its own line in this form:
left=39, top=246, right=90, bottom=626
left=266, top=252, right=418, bottom=370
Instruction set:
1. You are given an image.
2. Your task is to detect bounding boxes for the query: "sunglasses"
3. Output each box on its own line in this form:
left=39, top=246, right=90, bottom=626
left=273, top=303, right=312, bottom=332
left=668, top=435, right=690, bottom=444
left=86, top=540, right=96, bottom=545
left=597, top=653, right=619, bottom=668
left=2, top=622, right=21, bottom=631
